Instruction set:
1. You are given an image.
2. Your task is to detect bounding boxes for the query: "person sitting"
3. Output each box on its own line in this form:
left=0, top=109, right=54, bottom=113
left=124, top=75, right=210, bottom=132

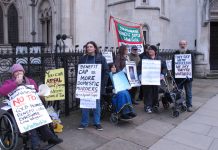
left=0, top=64, right=63, bottom=150
left=107, top=63, right=137, bottom=119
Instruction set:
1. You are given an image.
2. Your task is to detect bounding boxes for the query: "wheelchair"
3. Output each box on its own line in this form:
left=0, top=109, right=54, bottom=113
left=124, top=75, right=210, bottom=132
left=0, top=108, right=59, bottom=150
left=101, top=87, right=136, bottom=125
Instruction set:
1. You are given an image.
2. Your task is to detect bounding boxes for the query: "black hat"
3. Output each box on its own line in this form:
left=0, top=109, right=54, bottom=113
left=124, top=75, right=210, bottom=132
left=148, top=45, right=158, bottom=52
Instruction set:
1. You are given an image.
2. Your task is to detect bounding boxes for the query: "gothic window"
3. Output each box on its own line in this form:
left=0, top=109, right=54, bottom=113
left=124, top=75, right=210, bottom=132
left=39, top=0, right=52, bottom=46
left=8, top=4, right=18, bottom=44
left=142, top=24, right=149, bottom=44
left=0, top=6, right=3, bottom=44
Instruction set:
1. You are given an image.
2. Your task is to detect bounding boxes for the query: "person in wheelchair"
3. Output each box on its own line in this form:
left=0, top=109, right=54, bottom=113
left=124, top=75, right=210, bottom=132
left=0, top=64, right=63, bottom=150
left=107, top=63, right=137, bottom=120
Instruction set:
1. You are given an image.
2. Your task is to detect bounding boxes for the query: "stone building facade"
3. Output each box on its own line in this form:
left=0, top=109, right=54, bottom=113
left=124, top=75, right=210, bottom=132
left=0, top=0, right=217, bottom=77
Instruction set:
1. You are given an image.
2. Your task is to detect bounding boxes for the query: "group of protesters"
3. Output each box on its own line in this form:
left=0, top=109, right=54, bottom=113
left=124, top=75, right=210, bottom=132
left=0, top=40, right=194, bottom=149
left=77, top=40, right=195, bottom=131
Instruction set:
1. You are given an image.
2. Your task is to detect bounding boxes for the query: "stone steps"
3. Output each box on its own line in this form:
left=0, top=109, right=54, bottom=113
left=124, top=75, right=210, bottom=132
left=206, top=71, right=218, bottom=79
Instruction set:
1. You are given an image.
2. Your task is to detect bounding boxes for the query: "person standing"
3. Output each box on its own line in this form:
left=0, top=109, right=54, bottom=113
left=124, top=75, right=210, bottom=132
left=138, top=45, right=166, bottom=113
left=172, top=40, right=195, bottom=112
left=77, top=41, right=109, bottom=130
left=128, top=45, right=141, bottom=105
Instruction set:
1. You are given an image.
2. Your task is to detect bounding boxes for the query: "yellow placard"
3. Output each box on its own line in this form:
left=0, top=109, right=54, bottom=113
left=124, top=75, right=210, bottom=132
left=45, top=68, right=65, bottom=101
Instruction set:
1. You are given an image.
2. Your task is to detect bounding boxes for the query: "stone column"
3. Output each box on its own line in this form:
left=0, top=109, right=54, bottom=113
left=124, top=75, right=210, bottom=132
left=61, top=0, right=72, bottom=51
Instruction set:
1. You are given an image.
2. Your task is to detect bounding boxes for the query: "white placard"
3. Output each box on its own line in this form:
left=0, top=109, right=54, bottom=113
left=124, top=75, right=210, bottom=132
left=141, top=59, right=161, bottom=85
left=175, top=54, right=192, bottom=78
left=126, top=61, right=141, bottom=87
left=76, top=64, right=102, bottom=99
left=102, top=51, right=113, bottom=64
left=80, top=99, right=96, bottom=108
left=8, top=86, right=52, bottom=133
left=166, top=60, right=172, bottom=70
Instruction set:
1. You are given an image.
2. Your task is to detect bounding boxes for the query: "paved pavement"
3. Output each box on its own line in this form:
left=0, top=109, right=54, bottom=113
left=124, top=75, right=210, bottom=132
left=52, top=79, right=218, bottom=150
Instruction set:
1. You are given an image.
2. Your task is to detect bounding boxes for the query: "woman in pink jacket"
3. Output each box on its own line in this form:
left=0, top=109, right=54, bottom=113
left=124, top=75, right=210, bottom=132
left=0, top=64, right=62, bottom=150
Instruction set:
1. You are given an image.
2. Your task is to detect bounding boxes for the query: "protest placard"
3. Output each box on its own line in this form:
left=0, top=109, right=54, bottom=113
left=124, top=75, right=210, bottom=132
left=126, top=61, right=141, bottom=87
left=166, top=60, right=172, bottom=70
left=141, top=59, right=161, bottom=85
left=101, top=51, right=113, bottom=64
left=175, top=54, right=192, bottom=78
left=80, top=99, right=96, bottom=109
left=45, top=68, right=65, bottom=101
left=76, top=64, right=102, bottom=99
left=110, top=71, right=131, bottom=93
left=8, top=85, right=52, bottom=133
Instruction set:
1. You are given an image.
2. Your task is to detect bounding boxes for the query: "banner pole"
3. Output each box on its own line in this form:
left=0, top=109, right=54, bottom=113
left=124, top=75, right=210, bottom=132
left=112, top=16, right=142, bottom=26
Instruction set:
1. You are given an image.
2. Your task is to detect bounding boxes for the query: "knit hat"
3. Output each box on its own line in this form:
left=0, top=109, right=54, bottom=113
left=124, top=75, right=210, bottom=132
left=148, top=45, right=158, bottom=53
left=11, top=64, right=25, bottom=74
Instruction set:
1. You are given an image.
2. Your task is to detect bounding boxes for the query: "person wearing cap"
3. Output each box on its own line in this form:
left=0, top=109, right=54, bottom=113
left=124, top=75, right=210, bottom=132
left=128, top=45, right=141, bottom=105
left=137, top=45, right=166, bottom=113
left=0, top=64, right=63, bottom=150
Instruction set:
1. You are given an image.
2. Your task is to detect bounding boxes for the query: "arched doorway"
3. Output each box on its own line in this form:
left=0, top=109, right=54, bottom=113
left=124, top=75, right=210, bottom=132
left=210, top=0, right=218, bottom=70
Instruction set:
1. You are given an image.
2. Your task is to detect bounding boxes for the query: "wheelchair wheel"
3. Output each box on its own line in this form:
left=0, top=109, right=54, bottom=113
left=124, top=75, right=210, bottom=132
left=181, top=105, right=187, bottom=112
left=110, top=113, right=118, bottom=125
left=172, top=110, right=180, bottom=117
left=0, top=111, right=19, bottom=150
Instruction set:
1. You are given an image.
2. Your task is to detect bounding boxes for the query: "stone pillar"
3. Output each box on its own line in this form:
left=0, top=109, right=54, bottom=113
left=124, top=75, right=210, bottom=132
left=61, top=0, right=73, bottom=51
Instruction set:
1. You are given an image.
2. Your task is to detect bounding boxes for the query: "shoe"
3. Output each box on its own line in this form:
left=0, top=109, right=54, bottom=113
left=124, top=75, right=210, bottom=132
left=132, top=101, right=139, bottom=105
left=48, top=137, right=63, bottom=145
left=95, top=124, right=103, bottom=131
left=128, top=112, right=137, bottom=118
left=187, top=107, right=193, bottom=112
left=121, top=114, right=131, bottom=119
left=146, top=107, right=152, bottom=114
left=78, top=124, right=86, bottom=130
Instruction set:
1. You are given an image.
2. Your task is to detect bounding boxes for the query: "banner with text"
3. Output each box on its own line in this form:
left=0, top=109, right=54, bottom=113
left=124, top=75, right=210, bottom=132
left=114, top=20, right=144, bottom=54
left=141, top=59, right=161, bottom=85
left=126, top=61, right=141, bottom=87
left=8, top=85, right=52, bottom=133
left=76, top=64, right=102, bottom=99
left=45, top=68, right=65, bottom=101
left=175, top=54, right=192, bottom=78
left=110, top=71, right=131, bottom=93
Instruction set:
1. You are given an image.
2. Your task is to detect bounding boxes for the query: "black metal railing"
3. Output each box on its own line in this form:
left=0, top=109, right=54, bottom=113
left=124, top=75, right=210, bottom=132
left=0, top=43, right=183, bottom=116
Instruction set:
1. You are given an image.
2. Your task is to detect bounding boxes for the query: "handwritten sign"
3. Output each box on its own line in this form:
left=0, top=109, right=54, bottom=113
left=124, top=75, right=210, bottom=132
left=175, top=54, right=192, bottom=78
left=80, top=99, right=96, bottom=108
left=126, top=61, right=140, bottom=87
left=45, top=68, right=65, bottom=101
left=141, top=59, right=161, bottom=85
left=76, top=64, right=102, bottom=99
left=8, top=85, right=52, bottom=133
left=166, top=60, right=172, bottom=70
left=102, top=51, right=113, bottom=64
left=110, top=71, right=131, bottom=93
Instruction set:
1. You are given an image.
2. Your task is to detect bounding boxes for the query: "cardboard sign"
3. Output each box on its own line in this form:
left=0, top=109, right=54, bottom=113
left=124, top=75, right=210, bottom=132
left=175, top=54, right=192, bottom=78
left=110, top=71, right=131, bottom=93
left=8, top=85, right=52, bottom=133
left=141, top=59, right=161, bottom=85
left=80, top=99, right=96, bottom=109
left=126, top=61, right=141, bottom=87
left=45, top=68, right=65, bottom=101
left=76, top=64, right=102, bottom=99
left=102, top=51, right=113, bottom=64
left=166, top=60, right=172, bottom=70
